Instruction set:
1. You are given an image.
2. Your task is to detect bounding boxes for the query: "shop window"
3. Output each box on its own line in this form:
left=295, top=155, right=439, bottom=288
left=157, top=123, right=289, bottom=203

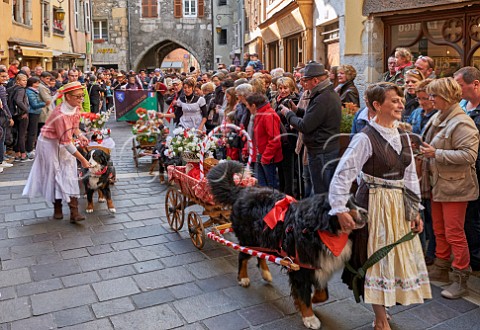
left=142, top=0, right=158, bottom=18
left=12, top=0, right=32, bottom=26
left=219, top=29, right=227, bottom=45
left=53, top=7, right=65, bottom=36
left=384, top=6, right=480, bottom=75
left=218, top=0, right=227, bottom=5
left=285, top=35, right=301, bottom=73
left=268, top=41, right=279, bottom=70
left=93, top=20, right=108, bottom=42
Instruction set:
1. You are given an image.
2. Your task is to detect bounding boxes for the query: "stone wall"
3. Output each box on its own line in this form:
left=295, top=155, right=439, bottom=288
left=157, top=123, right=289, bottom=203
left=129, top=0, right=214, bottom=71
left=92, top=0, right=129, bottom=70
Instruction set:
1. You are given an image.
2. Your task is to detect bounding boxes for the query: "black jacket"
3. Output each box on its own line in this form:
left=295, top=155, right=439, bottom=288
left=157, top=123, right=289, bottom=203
left=7, top=85, right=29, bottom=117
left=88, top=83, right=105, bottom=104
left=286, top=83, right=341, bottom=154
left=336, top=80, right=360, bottom=107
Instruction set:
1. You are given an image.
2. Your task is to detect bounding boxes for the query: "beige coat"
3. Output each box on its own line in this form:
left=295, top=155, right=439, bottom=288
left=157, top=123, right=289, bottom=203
left=38, top=82, right=52, bottom=123
left=423, top=103, right=479, bottom=202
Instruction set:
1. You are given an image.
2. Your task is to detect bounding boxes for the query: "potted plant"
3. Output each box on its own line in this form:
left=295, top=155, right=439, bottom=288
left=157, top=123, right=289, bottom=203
left=339, top=102, right=358, bottom=156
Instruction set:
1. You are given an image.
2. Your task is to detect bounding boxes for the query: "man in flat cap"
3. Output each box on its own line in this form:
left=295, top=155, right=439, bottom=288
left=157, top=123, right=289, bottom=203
left=280, top=61, right=342, bottom=194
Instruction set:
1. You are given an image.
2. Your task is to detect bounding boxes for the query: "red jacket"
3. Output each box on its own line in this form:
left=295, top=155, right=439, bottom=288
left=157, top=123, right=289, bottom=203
left=254, top=102, right=283, bottom=164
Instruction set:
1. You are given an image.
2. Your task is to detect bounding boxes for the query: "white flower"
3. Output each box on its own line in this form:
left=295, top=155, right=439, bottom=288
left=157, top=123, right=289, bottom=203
left=178, top=146, right=183, bottom=152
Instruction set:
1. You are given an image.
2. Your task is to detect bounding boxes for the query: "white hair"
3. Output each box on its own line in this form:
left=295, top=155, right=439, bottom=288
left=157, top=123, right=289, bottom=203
left=270, top=67, right=285, bottom=78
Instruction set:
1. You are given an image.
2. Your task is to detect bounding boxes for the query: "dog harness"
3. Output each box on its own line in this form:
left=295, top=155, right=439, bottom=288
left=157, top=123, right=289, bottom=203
left=261, top=195, right=350, bottom=269
left=78, top=166, right=110, bottom=178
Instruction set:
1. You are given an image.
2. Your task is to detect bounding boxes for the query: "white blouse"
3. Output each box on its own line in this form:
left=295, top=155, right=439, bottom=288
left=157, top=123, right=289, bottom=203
left=328, top=120, right=421, bottom=215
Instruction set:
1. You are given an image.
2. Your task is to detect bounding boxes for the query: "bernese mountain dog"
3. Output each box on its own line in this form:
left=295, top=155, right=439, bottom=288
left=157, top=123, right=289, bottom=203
left=207, top=161, right=367, bottom=329
left=81, top=148, right=116, bottom=214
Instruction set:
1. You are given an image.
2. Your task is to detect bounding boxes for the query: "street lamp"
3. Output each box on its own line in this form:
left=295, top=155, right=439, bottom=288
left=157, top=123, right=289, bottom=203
left=55, top=0, right=66, bottom=21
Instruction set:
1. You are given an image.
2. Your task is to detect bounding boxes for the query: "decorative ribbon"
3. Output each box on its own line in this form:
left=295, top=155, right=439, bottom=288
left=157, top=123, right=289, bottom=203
left=263, top=195, right=297, bottom=229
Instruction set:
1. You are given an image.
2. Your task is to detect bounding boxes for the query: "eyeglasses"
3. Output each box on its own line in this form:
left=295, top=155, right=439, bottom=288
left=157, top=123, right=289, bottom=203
left=415, top=97, right=431, bottom=102
left=428, top=93, right=438, bottom=98
left=417, top=55, right=435, bottom=68
left=70, top=94, right=84, bottom=99
left=300, top=77, right=313, bottom=82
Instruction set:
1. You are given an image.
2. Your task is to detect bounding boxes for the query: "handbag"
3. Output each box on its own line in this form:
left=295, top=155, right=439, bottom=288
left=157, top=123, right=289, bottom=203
left=403, top=186, right=421, bottom=221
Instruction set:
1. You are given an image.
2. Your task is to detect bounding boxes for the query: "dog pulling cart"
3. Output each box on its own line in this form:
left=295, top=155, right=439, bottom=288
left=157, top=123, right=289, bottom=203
left=164, top=124, right=301, bottom=272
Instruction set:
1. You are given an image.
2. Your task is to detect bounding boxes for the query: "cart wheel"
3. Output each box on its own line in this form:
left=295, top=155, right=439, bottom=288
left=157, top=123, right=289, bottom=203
left=165, top=188, right=185, bottom=231
left=132, top=138, right=139, bottom=167
left=188, top=211, right=205, bottom=249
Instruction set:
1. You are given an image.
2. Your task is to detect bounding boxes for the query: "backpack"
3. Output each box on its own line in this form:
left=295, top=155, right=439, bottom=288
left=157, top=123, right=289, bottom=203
left=6, top=86, right=19, bottom=117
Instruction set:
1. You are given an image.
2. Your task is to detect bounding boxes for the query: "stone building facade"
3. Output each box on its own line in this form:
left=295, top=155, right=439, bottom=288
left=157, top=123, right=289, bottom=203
left=129, top=0, right=213, bottom=72
left=91, top=0, right=129, bottom=70
left=92, top=0, right=213, bottom=72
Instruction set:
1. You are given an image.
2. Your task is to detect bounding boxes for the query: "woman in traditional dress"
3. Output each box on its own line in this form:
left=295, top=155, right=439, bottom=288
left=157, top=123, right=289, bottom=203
left=161, top=77, right=207, bottom=131
left=23, top=81, right=91, bottom=223
left=329, top=82, right=431, bottom=330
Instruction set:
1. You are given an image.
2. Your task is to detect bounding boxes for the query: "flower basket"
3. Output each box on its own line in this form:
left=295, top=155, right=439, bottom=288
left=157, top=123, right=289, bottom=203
left=164, top=128, right=219, bottom=161
left=340, top=102, right=358, bottom=134
left=131, top=108, right=164, bottom=145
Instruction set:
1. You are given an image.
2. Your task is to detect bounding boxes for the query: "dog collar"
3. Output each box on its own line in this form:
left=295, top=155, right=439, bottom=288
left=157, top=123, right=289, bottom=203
left=93, top=166, right=108, bottom=176
left=263, top=195, right=296, bottom=229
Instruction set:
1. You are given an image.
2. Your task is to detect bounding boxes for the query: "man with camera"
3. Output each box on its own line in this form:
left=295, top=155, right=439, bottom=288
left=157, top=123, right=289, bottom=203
left=280, top=61, right=342, bottom=194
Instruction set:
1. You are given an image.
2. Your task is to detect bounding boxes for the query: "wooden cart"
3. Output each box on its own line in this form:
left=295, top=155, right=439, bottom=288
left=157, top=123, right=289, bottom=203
left=164, top=124, right=255, bottom=249
left=165, top=164, right=232, bottom=249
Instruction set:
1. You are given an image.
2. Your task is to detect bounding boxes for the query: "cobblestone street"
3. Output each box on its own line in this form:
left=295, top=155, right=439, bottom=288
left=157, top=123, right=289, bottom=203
left=0, top=119, right=479, bottom=330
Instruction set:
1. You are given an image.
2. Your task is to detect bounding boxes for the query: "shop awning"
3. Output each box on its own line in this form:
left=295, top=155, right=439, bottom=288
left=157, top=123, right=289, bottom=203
left=21, top=46, right=53, bottom=58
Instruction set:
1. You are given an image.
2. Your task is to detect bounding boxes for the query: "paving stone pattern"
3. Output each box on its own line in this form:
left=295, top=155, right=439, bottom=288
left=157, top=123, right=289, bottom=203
left=0, top=120, right=478, bottom=329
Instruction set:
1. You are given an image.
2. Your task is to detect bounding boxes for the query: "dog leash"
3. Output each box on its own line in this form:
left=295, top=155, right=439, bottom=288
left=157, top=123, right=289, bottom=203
left=344, top=230, right=417, bottom=303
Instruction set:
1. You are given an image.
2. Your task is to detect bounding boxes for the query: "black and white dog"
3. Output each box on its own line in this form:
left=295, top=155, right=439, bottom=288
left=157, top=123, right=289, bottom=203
left=81, top=148, right=116, bottom=214
left=207, top=161, right=367, bottom=329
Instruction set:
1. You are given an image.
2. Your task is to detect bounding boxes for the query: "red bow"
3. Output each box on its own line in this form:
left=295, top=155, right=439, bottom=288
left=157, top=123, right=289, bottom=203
left=263, top=195, right=297, bottom=229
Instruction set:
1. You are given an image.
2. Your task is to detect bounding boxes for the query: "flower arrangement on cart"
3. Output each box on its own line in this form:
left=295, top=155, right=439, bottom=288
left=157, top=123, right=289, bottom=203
left=131, top=108, right=165, bottom=145
left=80, top=109, right=114, bottom=147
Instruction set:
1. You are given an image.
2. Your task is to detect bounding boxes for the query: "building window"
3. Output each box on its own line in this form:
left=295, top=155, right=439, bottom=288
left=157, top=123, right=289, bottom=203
left=12, top=0, right=32, bottom=25
left=183, top=0, right=197, bottom=17
left=93, top=20, right=108, bottom=42
left=218, top=29, right=227, bottom=45
left=142, top=0, right=158, bottom=18
left=383, top=6, right=480, bottom=76
left=53, top=7, right=65, bottom=35
left=43, top=1, right=50, bottom=34
left=84, top=0, right=91, bottom=33
left=218, top=0, right=227, bottom=5
left=74, top=0, right=80, bottom=30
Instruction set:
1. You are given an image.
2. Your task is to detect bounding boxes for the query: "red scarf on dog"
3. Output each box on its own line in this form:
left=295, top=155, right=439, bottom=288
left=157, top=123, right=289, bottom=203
left=263, top=196, right=349, bottom=257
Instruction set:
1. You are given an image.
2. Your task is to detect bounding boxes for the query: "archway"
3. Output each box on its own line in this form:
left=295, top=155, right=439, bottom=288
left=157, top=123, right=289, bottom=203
left=134, top=40, right=209, bottom=73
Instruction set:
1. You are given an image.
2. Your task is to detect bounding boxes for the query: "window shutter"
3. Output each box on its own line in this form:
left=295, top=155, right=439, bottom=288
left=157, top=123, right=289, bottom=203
left=198, top=0, right=204, bottom=17
left=174, top=0, right=182, bottom=18
left=142, top=0, right=158, bottom=18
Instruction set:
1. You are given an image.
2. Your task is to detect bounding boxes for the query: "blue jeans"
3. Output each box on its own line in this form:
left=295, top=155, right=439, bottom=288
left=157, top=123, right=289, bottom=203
left=256, top=162, right=278, bottom=189
left=308, top=149, right=338, bottom=195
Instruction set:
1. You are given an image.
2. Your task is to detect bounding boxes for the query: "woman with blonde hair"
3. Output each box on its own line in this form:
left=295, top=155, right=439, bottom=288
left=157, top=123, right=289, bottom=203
left=403, top=69, right=425, bottom=121
left=335, top=64, right=360, bottom=108
left=224, top=87, right=238, bottom=119
left=421, top=77, right=479, bottom=299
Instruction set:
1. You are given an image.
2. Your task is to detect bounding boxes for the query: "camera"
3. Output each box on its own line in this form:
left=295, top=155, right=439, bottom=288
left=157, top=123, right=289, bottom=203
left=281, top=98, right=292, bottom=109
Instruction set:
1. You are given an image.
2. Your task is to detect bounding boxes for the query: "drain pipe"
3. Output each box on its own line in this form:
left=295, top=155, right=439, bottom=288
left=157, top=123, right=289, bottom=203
left=127, top=0, right=132, bottom=70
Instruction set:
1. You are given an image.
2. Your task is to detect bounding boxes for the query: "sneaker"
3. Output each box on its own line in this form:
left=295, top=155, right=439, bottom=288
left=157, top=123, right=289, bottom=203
left=0, top=161, right=13, bottom=168
left=20, top=157, right=32, bottom=162
left=0, top=167, right=3, bottom=173
left=14, top=157, right=22, bottom=162
left=27, top=151, right=35, bottom=159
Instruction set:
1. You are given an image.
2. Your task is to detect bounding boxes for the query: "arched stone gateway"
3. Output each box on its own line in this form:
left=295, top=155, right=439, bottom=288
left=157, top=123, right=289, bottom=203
left=129, top=1, right=213, bottom=72
left=134, top=40, right=204, bottom=72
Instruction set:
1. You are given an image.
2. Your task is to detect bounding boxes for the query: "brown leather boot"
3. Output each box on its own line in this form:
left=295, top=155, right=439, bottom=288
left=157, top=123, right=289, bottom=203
left=53, top=199, right=63, bottom=220
left=428, top=258, right=451, bottom=283
left=68, top=197, right=86, bottom=223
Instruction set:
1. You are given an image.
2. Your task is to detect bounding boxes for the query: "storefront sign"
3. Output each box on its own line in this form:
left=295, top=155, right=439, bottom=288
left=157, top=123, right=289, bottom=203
left=96, top=48, right=118, bottom=54
left=21, top=47, right=53, bottom=58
